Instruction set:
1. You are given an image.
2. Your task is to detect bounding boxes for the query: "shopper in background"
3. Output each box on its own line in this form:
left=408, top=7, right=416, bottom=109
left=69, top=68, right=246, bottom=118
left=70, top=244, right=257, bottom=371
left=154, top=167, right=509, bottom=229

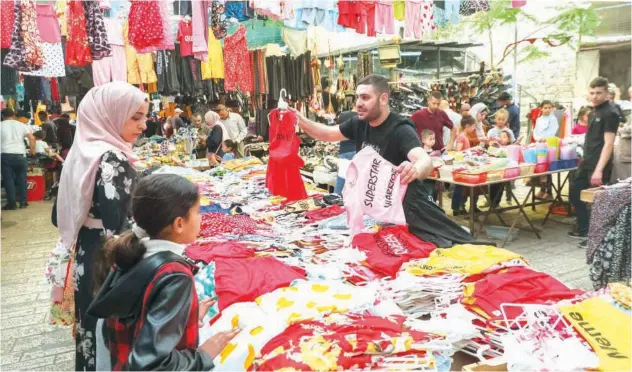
left=611, top=117, right=631, bottom=182
left=411, top=91, right=456, bottom=151
left=533, top=100, right=559, bottom=142
left=168, top=108, right=187, bottom=133
left=204, top=110, right=229, bottom=166
left=569, top=77, right=620, bottom=245
left=192, top=112, right=210, bottom=158
left=334, top=110, right=358, bottom=194
left=572, top=107, right=590, bottom=135
left=54, top=82, right=148, bottom=371
left=221, top=139, right=238, bottom=162
left=467, top=103, right=489, bottom=147
left=608, top=83, right=626, bottom=124
left=452, top=116, right=476, bottom=216
left=440, top=99, right=461, bottom=150
left=497, top=92, right=521, bottom=140
left=88, top=174, right=240, bottom=371
left=1, top=108, right=36, bottom=211
left=38, top=111, right=58, bottom=150
left=216, top=104, right=247, bottom=156
left=488, top=109, right=516, bottom=144
left=460, top=103, right=471, bottom=118
left=55, top=114, right=75, bottom=159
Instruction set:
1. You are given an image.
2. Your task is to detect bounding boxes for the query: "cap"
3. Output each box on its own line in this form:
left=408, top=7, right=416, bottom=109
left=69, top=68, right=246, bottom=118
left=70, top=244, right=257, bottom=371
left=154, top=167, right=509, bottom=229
left=215, top=104, right=227, bottom=111
left=174, top=108, right=184, bottom=114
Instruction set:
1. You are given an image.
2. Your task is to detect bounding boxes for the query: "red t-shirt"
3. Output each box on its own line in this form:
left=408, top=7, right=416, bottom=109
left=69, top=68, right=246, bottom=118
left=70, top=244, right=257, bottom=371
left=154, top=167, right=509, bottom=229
left=572, top=124, right=588, bottom=135
left=177, top=20, right=193, bottom=57
left=410, top=108, right=454, bottom=151
left=352, top=226, right=437, bottom=278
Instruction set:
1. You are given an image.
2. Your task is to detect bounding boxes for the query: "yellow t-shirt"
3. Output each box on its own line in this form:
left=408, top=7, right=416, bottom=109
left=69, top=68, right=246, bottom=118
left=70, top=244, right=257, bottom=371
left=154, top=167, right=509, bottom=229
left=560, top=297, right=631, bottom=371
left=122, top=22, right=157, bottom=85
left=201, top=28, right=225, bottom=80
left=393, top=0, right=405, bottom=21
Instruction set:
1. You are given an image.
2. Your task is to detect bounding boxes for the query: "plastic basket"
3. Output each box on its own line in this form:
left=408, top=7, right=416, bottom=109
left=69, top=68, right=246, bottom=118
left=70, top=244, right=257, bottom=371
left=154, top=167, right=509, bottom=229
left=549, top=159, right=578, bottom=171
left=534, top=162, right=549, bottom=174
left=503, top=167, right=521, bottom=179
left=519, top=164, right=535, bottom=176
left=487, top=169, right=504, bottom=182
left=453, top=171, right=488, bottom=184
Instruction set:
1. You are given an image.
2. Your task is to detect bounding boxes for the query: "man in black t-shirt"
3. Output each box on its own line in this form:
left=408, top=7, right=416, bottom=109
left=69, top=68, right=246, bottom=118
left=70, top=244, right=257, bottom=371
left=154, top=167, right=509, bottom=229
left=569, top=77, right=620, bottom=242
left=38, top=111, right=58, bottom=150
left=291, top=74, right=476, bottom=247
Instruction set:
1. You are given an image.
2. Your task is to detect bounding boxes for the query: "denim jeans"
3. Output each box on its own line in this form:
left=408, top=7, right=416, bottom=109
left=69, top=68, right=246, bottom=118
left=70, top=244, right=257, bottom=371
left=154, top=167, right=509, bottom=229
left=334, top=151, right=356, bottom=194
left=1, top=153, right=28, bottom=207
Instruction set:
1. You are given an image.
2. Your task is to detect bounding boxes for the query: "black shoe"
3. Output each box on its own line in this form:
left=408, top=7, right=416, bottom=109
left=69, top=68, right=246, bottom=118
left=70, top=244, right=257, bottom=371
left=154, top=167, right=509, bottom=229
left=2, top=205, right=17, bottom=211
left=578, top=240, right=588, bottom=249
left=19, top=202, right=29, bottom=209
left=568, top=231, right=587, bottom=239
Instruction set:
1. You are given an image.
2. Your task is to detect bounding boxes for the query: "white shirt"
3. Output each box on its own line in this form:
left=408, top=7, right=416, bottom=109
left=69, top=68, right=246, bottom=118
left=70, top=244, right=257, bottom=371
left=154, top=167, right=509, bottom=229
left=445, top=109, right=462, bottom=130
left=35, top=140, right=49, bottom=155
left=534, top=114, right=559, bottom=141
left=1, top=119, right=30, bottom=155
left=220, top=112, right=248, bottom=143
left=142, top=239, right=185, bottom=259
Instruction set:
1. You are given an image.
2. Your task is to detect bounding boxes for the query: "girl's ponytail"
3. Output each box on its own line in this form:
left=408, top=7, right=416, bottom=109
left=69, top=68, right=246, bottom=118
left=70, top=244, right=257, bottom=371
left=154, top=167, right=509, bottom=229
left=93, top=231, right=147, bottom=294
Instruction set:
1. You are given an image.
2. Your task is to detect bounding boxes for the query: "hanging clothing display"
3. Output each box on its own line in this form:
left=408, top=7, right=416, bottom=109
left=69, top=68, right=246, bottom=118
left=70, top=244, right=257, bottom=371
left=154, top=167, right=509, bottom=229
left=177, top=19, right=194, bottom=57
left=65, top=0, right=92, bottom=67
left=83, top=0, right=111, bottom=60
left=265, top=109, right=307, bottom=202
left=586, top=185, right=631, bottom=263
left=200, top=29, right=224, bottom=80
left=223, top=25, right=253, bottom=92
left=211, top=0, right=228, bottom=40
left=22, top=42, right=66, bottom=78
left=191, top=0, right=209, bottom=61
left=337, top=0, right=359, bottom=29
left=156, top=50, right=180, bottom=95
left=343, top=146, right=408, bottom=237
left=122, top=22, right=157, bottom=85
left=127, top=0, right=164, bottom=51
left=1, top=0, right=14, bottom=48
left=459, top=0, right=490, bottom=16
left=3, top=0, right=45, bottom=72
left=375, top=0, right=395, bottom=34
left=91, top=45, right=125, bottom=86
left=352, top=226, right=436, bottom=278
left=225, top=0, right=251, bottom=22
left=589, top=204, right=631, bottom=290
left=36, top=3, right=61, bottom=44
left=1, top=49, right=18, bottom=96
left=404, top=0, right=436, bottom=39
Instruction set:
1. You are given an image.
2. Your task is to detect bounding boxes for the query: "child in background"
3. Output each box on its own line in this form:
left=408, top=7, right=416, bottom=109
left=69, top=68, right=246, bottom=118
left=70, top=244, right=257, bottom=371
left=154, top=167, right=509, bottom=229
left=421, top=130, right=442, bottom=157
left=87, top=174, right=240, bottom=371
left=221, top=139, right=237, bottom=162
left=33, top=131, right=65, bottom=163
left=572, top=107, right=590, bottom=135
left=454, top=116, right=475, bottom=151
left=488, top=109, right=516, bottom=144
left=498, top=131, right=513, bottom=146
left=533, top=100, right=559, bottom=142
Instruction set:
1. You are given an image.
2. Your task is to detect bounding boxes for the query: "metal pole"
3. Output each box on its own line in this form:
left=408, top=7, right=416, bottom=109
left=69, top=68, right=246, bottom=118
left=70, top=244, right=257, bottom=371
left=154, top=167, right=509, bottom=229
left=437, top=47, right=441, bottom=79
left=513, top=23, right=518, bottom=99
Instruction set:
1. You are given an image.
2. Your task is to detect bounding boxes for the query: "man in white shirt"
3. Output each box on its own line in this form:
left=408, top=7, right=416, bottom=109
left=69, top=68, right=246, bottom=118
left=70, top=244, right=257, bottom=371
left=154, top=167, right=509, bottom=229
left=1, top=108, right=36, bottom=210
left=216, top=104, right=248, bottom=156
left=440, top=100, right=462, bottom=148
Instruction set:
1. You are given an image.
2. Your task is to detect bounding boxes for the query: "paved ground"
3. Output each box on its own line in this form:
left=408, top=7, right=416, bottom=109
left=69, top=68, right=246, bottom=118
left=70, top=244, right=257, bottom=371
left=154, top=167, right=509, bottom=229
left=0, top=185, right=592, bottom=369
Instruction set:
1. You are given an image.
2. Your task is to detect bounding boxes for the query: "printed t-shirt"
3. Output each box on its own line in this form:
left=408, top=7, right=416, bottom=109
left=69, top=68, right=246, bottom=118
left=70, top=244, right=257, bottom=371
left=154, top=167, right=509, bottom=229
left=582, top=101, right=620, bottom=171
left=405, top=244, right=526, bottom=277
left=343, top=146, right=408, bottom=236
left=560, top=297, right=631, bottom=371
left=177, top=20, right=193, bottom=57
left=185, top=241, right=254, bottom=264
left=410, top=108, right=454, bottom=151
left=352, top=225, right=436, bottom=277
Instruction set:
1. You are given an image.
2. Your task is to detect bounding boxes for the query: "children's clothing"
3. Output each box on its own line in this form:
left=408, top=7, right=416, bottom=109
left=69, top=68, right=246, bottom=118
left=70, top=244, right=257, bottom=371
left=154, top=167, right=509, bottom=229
left=487, top=127, right=516, bottom=143
left=343, top=146, right=408, bottom=237
left=375, top=0, right=395, bottom=34
left=222, top=153, right=235, bottom=162
left=572, top=124, right=588, bottom=135
left=533, top=114, right=559, bottom=141
left=455, top=133, right=471, bottom=151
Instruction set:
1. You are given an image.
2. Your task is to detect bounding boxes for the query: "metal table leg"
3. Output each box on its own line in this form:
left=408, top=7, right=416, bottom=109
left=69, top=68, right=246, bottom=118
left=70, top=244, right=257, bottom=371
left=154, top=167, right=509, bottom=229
left=501, top=184, right=542, bottom=247
left=542, top=172, right=571, bottom=226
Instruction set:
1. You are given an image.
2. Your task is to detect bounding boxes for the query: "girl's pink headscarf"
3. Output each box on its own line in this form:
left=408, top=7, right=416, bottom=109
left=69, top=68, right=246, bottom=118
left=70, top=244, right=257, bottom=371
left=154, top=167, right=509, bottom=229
left=204, top=110, right=229, bottom=151
left=57, top=82, right=146, bottom=249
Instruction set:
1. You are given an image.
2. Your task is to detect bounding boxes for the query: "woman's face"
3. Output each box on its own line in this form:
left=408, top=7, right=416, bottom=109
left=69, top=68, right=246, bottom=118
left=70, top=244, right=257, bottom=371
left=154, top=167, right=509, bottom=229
left=120, top=101, right=149, bottom=143
left=477, top=110, right=488, bottom=122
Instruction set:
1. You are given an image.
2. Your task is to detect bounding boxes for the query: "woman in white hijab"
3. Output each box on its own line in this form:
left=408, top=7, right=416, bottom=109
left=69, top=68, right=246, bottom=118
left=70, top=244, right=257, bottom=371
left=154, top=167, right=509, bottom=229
left=469, top=103, right=489, bottom=142
left=204, top=110, right=229, bottom=165
left=54, top=82, right=148, bottom=371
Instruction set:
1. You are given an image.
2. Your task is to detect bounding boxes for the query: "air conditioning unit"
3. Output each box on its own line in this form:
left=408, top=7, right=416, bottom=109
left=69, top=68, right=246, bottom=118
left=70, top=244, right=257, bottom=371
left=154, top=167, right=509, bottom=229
left=378, top=45, right=401, bottom=69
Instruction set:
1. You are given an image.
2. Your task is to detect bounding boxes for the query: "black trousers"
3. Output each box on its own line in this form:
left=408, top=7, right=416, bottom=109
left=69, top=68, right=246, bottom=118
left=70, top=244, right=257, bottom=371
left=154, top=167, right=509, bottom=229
left=1, top=153, right=28, bottom=207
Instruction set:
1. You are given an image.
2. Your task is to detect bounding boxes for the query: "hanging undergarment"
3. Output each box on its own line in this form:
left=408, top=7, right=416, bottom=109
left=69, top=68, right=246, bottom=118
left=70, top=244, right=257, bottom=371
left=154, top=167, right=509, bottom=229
left=265, top=109, right=307, bottom=202
left=83, top=0, right=111, bottom=60
left=3, top=0, right=45, bottom=72
left=223, top=25, right=253, bottom=92
left=65, top=0, right=93, bottom=67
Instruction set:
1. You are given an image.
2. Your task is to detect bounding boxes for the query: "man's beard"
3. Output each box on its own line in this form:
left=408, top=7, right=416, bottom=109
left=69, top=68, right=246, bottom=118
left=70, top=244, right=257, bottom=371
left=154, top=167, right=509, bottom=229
left=364, top=106, right=382, bottom=122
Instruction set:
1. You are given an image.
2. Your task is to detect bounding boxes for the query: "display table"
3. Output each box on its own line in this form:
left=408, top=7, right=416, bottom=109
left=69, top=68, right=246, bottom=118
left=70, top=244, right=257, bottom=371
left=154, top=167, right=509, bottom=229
left=580, top=187, right=600, bottom=203
left=435, top=167, right=577, bottom=247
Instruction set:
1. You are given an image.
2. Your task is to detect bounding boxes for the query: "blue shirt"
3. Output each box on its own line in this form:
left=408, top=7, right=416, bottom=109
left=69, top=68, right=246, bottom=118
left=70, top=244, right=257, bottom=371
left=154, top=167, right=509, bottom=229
left=222, top=153, right=235, bottom=162
left=505, top=103, right=521, bottom=138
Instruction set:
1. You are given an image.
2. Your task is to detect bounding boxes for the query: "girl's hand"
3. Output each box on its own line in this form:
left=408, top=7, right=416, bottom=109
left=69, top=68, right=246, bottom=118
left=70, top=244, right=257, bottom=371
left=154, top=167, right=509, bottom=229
left=200, top=329, right=242, bottom=359
left=198, top=298, right=216, bottom=327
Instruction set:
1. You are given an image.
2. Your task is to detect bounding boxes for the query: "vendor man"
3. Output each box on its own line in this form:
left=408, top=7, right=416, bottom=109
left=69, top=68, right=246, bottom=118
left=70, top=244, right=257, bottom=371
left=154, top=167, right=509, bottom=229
left=411, top=91, right=457, bottom=151
left=216, top=104, right=247, bottom=156
left=291, top=74, right=475, bottom=247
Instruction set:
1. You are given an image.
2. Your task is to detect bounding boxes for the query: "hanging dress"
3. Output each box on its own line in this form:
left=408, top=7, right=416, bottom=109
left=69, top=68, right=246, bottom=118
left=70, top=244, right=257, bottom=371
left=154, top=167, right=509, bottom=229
left=1, top=0, right=15, bottom=48
left=82, top=0, right=111, bottom=60
left=66, top=0, right=93, bottom=67
left=265, top=109, right=307, bottom=202
left=223, top=25, right=252, bottom=92
left=3, top=0, right=45, bottom=72
left=127, top=0, right=164, bottom=51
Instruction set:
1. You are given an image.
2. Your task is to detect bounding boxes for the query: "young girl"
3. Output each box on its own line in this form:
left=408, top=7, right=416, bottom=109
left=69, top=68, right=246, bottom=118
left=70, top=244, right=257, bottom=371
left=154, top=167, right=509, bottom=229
left=452, top=117, right=477, bottom=215
left=221, top=139, right=237, bottom=161
left=572, top=107, right=590, bottom=135
left=88, top=174, right=239, bottom=371
left=488, top=109, right=515, bottom=144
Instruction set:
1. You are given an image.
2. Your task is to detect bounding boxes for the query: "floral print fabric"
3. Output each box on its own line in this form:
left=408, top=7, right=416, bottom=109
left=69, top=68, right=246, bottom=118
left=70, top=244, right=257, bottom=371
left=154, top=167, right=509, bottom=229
left=22, top=42, right=66, bottom=77
left=127, top=0, right=165, bottom=51
left=3, top=0, right=45, bottom=72
left=1, top=0, right=15, bottom=48
left=66, top=0, right=93, bottom=67
left=83, top=0, right=111, bottom=60
left=223, top=25, right=253, bottom=92
left=211, top=0, right=228, bottom=39
left=589, top=204, right=631, bottom=290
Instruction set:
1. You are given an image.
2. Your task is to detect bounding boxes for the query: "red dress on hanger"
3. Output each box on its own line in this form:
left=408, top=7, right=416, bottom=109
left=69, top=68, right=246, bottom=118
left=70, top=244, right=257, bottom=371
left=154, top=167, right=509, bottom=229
left=265, top=109, right=307, bottom=202
left=66, top=0, right=92, bottom=67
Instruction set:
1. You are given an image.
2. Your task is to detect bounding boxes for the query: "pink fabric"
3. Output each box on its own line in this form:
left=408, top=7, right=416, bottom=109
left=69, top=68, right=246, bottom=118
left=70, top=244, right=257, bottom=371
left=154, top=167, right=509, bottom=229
left=92, top=45, right=126, bottom=86
left=57, top=82, right=146, bottom=249
left=192, top=0, right=209, bottom=61
left=375, top=1, right=394, bottom=34
left=177, top=20, right=193, bottom=57
left=36, top=3, right=61, bottom=43
left=455, top=134, right=471, bottom=151
left=104, top=18, right=124, bottom=46
left=343, top=146, right=408, bottom=237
